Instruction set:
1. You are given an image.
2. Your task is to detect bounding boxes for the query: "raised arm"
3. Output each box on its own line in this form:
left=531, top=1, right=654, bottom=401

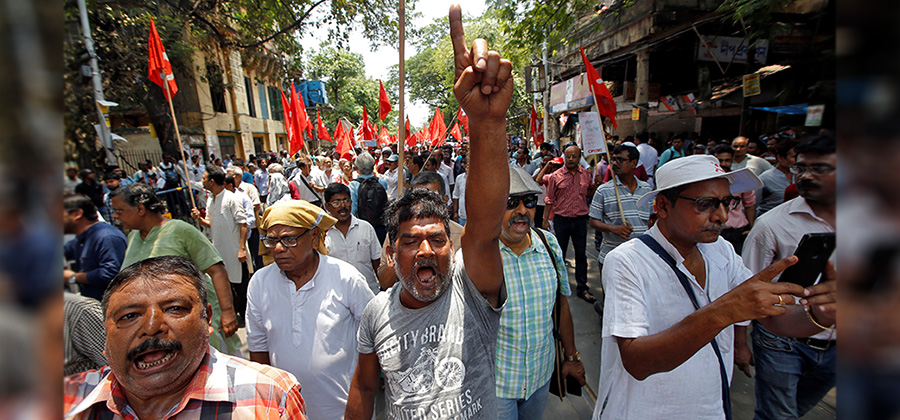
left=450, top=4, right=512, bottom=307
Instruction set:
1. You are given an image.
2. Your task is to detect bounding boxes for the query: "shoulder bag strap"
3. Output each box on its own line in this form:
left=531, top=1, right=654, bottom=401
left=637, top=234, right=733, bottom=420
left=532, top=228, right=563, bottom=338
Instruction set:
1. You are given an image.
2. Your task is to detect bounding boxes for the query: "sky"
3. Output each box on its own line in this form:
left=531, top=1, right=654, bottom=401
left=301, top=1, right=488, bottom=128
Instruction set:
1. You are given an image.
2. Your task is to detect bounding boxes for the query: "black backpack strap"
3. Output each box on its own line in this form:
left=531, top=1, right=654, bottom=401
left=637, top=234, right=732, bottom=420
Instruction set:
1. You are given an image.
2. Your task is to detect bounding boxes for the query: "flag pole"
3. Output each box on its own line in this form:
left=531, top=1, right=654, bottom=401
left=423, top=112, right=459, bottom=164
left=585, top=80, right=628, bottom=228
left=397, top=0, right=406, bottom=196
left=160, top=70, right=199, bottom=228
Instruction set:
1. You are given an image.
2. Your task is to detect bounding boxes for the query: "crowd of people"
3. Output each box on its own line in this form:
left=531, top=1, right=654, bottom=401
left=61, top=5, right=836, bottom=420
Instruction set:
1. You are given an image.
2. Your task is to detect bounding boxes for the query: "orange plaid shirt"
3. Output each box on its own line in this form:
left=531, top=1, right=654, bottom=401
left=64, top=346, right=307, bottom=419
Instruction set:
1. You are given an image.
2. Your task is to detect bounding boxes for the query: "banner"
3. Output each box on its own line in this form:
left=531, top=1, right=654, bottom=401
left=579, top=112, right=607, bottom=156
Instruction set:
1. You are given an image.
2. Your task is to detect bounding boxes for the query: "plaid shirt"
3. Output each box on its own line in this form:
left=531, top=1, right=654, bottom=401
left=496, top=228, right=571, bottom=399
left=64, top=346, right=307, bottom=420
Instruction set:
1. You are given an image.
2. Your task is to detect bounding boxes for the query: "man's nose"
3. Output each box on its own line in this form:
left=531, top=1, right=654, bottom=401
left=140, top=307, right=168, bottom=337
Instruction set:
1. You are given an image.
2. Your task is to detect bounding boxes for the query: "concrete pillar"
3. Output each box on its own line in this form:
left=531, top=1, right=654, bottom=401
left=634, top=49, right=650, bottom=134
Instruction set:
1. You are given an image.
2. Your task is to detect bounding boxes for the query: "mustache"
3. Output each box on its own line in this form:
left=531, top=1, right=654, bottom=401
left=701, top=223, right=725, bottom=232
left=126, top=337, right=182, bottom=362
left=797, top=180, right=820, bottom=190
left=413, top=259, right=441, bottom=274
left=509, top=214, right=533, bottom=227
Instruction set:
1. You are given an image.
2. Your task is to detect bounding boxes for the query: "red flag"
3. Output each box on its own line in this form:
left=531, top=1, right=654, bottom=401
left=148, top=18, right=178, bottom=101
left=580, top=46, right=617, bottom=129
left=378, top=127, right=391, bottom=147
left=361, top=105, right=375, bottom=141
left=404, top=117, right=416, bottom=148
left=316, top=109, right=332, bottom=142
left=429, top=108, right=447, bottom=147
left=449, top=122, right=462, bottom=143
left=280, top=88, right=295, bottom=148
left=333, top=119, right=345, bottom=142
left=336, top=130, right=352, bottom=155
left=289, top=83, right=305, bottom=154
left=378, top=80, right=391, bottom=121
left=529, top=106, right=538, bottom=146
left=456, top=108, right=469, bottom=134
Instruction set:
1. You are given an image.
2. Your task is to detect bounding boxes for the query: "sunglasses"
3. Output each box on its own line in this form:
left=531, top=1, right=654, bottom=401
left=676, top=195, right=741, bottom=213
left=261, top=229, right=311, bottom=248
left=507, top=194, right=539, bottom=210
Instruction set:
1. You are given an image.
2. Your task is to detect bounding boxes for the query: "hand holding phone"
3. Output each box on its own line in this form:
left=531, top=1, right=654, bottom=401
left=777, top=232, right=835, bottom=288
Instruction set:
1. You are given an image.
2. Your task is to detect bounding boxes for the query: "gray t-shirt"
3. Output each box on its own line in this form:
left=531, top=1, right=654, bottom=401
left=358, top=250, right=506, bottom=419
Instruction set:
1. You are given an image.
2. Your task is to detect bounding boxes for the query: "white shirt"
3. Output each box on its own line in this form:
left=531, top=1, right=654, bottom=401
left=636, top=143, right=658, bottom=182
left=324, top=216, right=382, bottom=294
left=231, top=188, right=256, bottom=229
left=312, top=169, right=334, bottom=190
left=246, top=256, right=374, bottom=420
left=187, top=162, right=206, bottom=182
left=292, top=173, right=321, bottom=203
left=254, top=169, right=269, bottom=195
left=452, top=172, right=467, bottom=220
left=207, top=189, right=247, bottom=284
left=236, top=182, right=261, bottom=207
left=595, top=225, right=751, bottom=420
left=383, top=167, right=400, bottom=199
left=742, top=197, right=836, bottom=340
left=437, top=163, right=454, bottom=204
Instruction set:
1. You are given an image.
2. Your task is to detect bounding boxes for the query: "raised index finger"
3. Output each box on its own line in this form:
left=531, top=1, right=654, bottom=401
left=449, top=4, right=469, bottom=80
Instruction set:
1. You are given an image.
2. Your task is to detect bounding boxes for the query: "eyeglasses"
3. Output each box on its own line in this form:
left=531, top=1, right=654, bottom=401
left=261, top=230, right=311, bottom=248
left=507, top=195, right=539, bottom=210
left=789, top=164, right=835, bottom=176
left=327, top=198, right=352, bottom=208
left=611, top=156, right=634, bottom=164
left=677, top=195, right=741, bottom=212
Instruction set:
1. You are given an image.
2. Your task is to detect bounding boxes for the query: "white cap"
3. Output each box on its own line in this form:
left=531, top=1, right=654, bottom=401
left=637, top=155, right=762, bottom=208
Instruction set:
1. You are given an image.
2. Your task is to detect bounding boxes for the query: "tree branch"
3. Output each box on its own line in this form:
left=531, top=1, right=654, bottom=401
left=236, top=0, right=327, bottom=48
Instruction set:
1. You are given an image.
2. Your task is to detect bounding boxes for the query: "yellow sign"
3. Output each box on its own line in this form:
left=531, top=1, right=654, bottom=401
left=743, top=74, right=761, bottom=97
left=631, top=108, right=640, bottom=121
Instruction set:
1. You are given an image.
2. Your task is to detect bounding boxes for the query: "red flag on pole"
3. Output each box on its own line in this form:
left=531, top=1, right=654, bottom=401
left=336, top=130, right=352, bottom=155
left=449, top=122, right=462, bottom=143
left=529, top=106, right=545, bottom=148
left=378, top=127, right=391, bottom=147
left=290, top=82, right=310, bottom=149
left=378, top=80, right=391, bottom=121
left=316, top=109, right=332, bottom=142
left=333, top=119, right=345, bottom=142
left=456, top=108, right=468, bottom=134
left=148, top=18, right=178, bottom=101
left=580, top=46, right=617, bottom=129
left=280, top=88, right=295, bottom=147
left=288, top=83, right=304, bottom=154
left=361, top=105, right=375, bottom=141
left=429, top=108, right=447, bottom=147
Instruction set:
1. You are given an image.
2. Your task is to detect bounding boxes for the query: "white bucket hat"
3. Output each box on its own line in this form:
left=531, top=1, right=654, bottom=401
left=637, top=154, right=762, bottom=208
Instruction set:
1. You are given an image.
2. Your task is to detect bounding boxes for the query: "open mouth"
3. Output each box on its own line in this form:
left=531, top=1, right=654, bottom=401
left=134, top=349, right=176, bottom=371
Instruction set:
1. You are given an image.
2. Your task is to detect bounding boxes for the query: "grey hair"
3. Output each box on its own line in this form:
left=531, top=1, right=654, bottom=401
left=268, top=163, right=284, bottom=173
left=355, top=153, right=375, bottom=175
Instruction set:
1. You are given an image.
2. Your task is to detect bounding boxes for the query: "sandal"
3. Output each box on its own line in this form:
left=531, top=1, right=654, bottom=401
left=577, top=290, right=597, bottom=304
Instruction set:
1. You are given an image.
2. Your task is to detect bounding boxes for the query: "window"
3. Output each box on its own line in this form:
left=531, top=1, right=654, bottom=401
left=245, top=77, right=256, bottom=118
left=219, top=135, right=236, bottom=157
left=253, top=136, right=264, bottom=155
left=207, top=62, right=227, bottom=113
left=268, top=86, right=283, bottom=121
left=258, top=82, right=269, bottom=119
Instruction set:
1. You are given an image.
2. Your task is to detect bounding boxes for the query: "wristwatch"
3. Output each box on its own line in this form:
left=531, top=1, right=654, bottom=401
left=67, top=275, right=77, bottom=285
left=564, top=351, right=581, bottom=362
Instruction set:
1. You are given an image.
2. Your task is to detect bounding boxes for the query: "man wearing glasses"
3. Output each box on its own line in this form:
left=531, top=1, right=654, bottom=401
left=742, top=133, right=836, bottom=420
left=323, top=183, right=383, bottom=294
left=593, top=154, right=835, bottom=419
left=246, top=200, right=375, bottom=420
left=589, top=144, right=653, bottom=278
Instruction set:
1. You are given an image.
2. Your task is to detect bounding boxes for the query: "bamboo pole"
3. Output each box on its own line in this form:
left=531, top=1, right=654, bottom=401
left=397, top=0, right=406, bottom=195
left=160, top=70, right=200, bottom=229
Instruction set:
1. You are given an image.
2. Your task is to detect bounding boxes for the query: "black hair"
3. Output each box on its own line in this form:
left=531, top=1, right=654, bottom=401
left=775, top=138, right=799, bottom=158
left=657, top=185, right=689, bottom=207
left=411, top=171, right=445, bottom=195
left=795, top=133, right=835, bottom=155
left=711, top=144, right=735, bottom=156
left=539, top=142, right=553, bottom=151
left=206, top=164, right=226, bottom=186
left=426, top=157, right=439, bottom=168
left=224, top=176, right=235, bottom=186
left=612, top=145, right=639, bottom=161
left=324, top=182, right=351, bottom=202
left=102, top=256, right=208, bottom=319
left=411, top=155, right=425, bottom=170
left=636, top=131, right=649, bottom=143
left=103, top=172, right=121, bottom=181
left=64, top=194, right=99, bottom=222
left=385, top=188, right=451, bottom=245
left=109, top=183, right=166, bottom=214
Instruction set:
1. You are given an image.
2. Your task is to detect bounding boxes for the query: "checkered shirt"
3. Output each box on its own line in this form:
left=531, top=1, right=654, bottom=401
left=64, top=346, right=307, bottom=419
left=496, top=228, right=571, bottom=399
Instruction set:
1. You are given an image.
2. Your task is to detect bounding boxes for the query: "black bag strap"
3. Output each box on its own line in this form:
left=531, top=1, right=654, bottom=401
left=532, top=228, right=563, bottom=340
left=297, top=174, right=322, bottom=203
left=637, top=234, right=732, bottom=420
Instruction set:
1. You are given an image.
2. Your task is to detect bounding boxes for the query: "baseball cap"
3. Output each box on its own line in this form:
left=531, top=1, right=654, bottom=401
left=551, top=157, right=564, bottom=165
left=637, top=154, right=762, bottom=208
left=385, top=154, right=399, bottom=162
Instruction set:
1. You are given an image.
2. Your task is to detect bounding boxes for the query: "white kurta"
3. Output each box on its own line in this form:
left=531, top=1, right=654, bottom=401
left=324, top=216, right=382, bottom=294
left=207, top=189, right=247, bottom=284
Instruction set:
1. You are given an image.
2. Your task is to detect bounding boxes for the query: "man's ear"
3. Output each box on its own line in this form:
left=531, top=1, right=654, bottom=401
left=206, top=303, right=213, bottom=334
left=385, top=244, right=396, bottom=269
left=655, top=195, right=670, bottom=220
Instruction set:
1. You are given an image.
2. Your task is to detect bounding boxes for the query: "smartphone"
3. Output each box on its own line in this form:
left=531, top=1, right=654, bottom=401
left=778, top=232, right=835, bottom=287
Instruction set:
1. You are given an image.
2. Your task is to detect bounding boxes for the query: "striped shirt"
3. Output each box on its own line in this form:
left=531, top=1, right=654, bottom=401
left=64, top=346, right=307, bottom=420
left=544, top=166, right=593, bottom=218
left=496, top=229, right=570, bottom=399
left=589, top=177, right=653, bottom=264
left=64, top=292, right=107, bottom=377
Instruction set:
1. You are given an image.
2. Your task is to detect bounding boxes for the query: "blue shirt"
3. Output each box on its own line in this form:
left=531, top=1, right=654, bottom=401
left=64, top=222, right=127, bottom=301
left=348, top=174, right=388, bottom=216
left=656, top=147, right=684, bottom=169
